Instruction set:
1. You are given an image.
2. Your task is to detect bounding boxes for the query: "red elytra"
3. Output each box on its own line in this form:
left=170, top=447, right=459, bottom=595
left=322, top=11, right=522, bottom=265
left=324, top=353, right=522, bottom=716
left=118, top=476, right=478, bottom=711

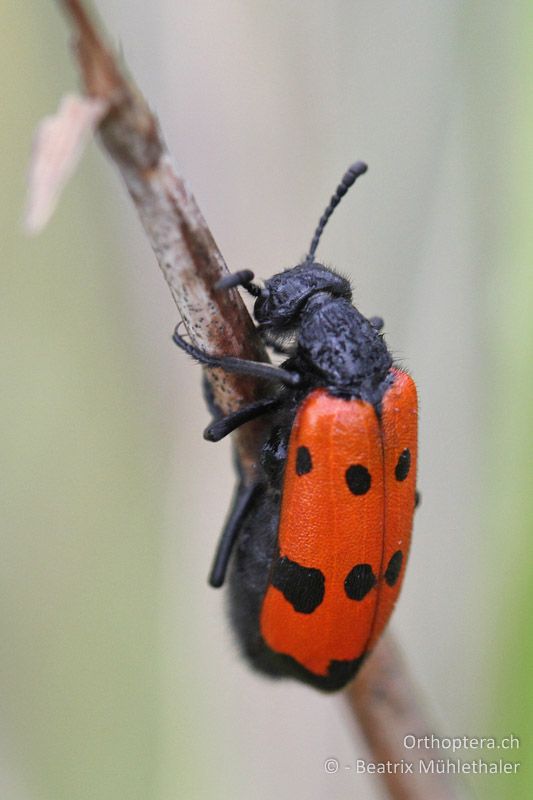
left=260, top=368, right=418, bottom=677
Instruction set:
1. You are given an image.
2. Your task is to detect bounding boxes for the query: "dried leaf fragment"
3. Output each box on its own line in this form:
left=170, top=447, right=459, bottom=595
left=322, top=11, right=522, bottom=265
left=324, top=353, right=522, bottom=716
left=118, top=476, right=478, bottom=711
left=25, top=93, right=108, bottom=234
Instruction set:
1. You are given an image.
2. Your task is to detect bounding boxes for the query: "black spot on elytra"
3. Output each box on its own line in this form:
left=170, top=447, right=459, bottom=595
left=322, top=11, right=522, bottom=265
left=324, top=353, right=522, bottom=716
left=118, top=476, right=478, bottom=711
left=345, top=464, right=371, bottom=495
left=344, top=564, right=377, bottom=601
left=255, top=647, right=369, bottom=692
left=395, top=449, right=411, bottom=481
left=296, top=445, right=312, bottom=475
left=271, top=555, right=325, bottom=614
left=384, top=550, right=403, bottom=587
left=323, top=652, right=368, bottom=690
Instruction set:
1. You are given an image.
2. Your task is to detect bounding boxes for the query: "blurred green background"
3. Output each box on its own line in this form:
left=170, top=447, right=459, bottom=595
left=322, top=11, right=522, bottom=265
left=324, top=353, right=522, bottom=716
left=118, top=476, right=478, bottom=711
left=1, top=1, right=531, bottom=798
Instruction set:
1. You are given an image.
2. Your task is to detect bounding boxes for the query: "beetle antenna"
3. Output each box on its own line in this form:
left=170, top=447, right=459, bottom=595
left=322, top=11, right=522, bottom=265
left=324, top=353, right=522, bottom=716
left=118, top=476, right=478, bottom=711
left=305, top=161, right=368, bottom=263
left=215, top=270, right=265, bottom=297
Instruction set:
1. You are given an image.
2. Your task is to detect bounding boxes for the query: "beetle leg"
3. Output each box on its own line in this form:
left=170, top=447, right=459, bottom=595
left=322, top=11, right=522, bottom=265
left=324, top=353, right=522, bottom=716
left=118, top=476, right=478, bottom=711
left=172, top=327, right=300, bottom=386
left=204, top=397, right=280, bottom=442
left=209, top=481, right=262, bottom=588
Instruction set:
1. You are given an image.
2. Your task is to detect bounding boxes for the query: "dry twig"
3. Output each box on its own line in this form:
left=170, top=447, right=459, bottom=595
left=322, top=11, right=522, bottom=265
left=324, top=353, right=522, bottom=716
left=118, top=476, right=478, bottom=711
left=348, top=635, right=467, bottom=799
left=26, top=3, right=467, bottom=797
left=30, top=0, right=269, bottom=481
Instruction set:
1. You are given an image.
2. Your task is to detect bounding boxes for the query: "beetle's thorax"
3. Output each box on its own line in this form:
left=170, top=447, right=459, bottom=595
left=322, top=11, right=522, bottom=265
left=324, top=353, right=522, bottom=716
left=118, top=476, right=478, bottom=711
left=296, top=293, right=392, bottom=400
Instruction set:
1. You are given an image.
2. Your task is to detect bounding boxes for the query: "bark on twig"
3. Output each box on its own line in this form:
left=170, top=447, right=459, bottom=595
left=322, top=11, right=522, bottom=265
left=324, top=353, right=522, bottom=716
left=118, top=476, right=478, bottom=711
left=32, top=3, right=467, bottom=798
left=348, top=634, right=467, bottom=799
left=58, top=0, right=269, bottom=481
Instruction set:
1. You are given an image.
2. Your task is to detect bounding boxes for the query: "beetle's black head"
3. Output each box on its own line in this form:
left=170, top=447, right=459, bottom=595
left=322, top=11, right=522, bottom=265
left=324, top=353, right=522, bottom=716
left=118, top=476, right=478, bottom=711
left=216, top=161, right=368, bottom=331
left=253, top=262, right=352, bottom=329
left=215, top=160, right=372, bottom=350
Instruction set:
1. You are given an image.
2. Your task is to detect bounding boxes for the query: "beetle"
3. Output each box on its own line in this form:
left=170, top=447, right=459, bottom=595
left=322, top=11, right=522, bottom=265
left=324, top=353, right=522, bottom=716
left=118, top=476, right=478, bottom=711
left=173, top=162, right=418, bottom=691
